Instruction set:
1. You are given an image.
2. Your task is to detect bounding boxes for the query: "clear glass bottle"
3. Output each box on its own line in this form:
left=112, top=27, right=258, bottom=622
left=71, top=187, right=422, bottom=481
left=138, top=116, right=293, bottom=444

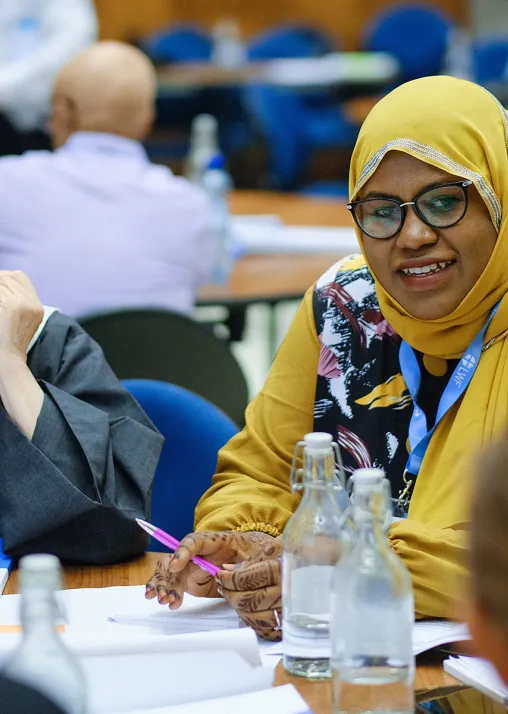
left=4, top=554, right=87, bottom=714
left=331, top=470, right=414, bottom=714
left=282, top=432, right=349, bottom=680
left=184, top=114, right=220, bottom=185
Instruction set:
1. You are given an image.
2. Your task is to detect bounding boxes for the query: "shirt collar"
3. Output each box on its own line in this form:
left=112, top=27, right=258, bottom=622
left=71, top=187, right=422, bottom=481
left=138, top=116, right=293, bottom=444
left=59, top=132, right=148, bottom=162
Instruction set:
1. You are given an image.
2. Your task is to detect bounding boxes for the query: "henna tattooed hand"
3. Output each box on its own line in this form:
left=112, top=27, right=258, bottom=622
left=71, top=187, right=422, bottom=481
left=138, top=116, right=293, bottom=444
left=217, top=536, right=283, bottom=642
left=145, top=530, right=275, bottom=610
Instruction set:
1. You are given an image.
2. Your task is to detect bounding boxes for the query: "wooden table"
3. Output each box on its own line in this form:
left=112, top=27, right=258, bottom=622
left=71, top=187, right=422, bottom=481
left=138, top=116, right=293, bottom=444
left=157, top=53, right=398, bottom=94
left=5, top=552, right=464, bottom=713
left=197, top=191, right=350, bottom=308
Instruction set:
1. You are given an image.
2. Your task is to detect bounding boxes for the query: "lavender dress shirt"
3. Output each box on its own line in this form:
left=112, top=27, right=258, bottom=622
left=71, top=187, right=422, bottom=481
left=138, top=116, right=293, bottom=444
left=0, top=132, right=212, bottom=316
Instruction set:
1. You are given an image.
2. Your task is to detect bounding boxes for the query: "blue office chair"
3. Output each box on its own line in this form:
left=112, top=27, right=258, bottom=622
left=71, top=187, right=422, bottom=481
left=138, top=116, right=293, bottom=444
left=140, top=24, right=212, bottom=64
left=472, top=37, right=508, bottom=84
left=123, top=379, right=239, bottom=547
left=364, top=4, right=453, bottom=82
left=248, top=24, right=336, bottom=60
left=242, top=83, right=357, bottom=194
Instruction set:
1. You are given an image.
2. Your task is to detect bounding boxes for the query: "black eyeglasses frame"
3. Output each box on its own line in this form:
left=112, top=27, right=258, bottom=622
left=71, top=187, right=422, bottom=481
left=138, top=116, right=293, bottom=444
left=347, top=179, right=473, bottom=240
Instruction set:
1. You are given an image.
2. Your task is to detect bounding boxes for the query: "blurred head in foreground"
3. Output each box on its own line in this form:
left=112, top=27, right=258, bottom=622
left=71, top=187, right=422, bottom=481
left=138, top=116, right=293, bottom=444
left=469, top=440, right=508, bottom=684
left=49, top=41, right=157, bottom=148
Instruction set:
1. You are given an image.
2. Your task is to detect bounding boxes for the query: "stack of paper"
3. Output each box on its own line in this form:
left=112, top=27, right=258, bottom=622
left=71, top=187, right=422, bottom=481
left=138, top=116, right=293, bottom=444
left=231, top=216, right=359, bottom=255
left=412, top=620, right=470, bottom=656
left=0, top=586, right=279, bottom=712
left=444, top=656, right=508, bottom=704
left=262, top=619, right=471, bottom=661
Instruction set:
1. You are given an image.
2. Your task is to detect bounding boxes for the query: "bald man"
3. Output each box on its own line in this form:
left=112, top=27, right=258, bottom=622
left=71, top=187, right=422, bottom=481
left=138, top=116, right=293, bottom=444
left=0, top=41, right=212, bottom=317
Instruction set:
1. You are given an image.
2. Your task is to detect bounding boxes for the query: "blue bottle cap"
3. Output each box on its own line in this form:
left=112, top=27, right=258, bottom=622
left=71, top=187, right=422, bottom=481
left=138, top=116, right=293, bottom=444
left=207, top=153, right=226, bottom=170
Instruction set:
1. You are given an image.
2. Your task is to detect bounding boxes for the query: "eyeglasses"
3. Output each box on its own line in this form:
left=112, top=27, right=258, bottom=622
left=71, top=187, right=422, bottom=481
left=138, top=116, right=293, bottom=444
left=347, top=180, right=473, bottom=240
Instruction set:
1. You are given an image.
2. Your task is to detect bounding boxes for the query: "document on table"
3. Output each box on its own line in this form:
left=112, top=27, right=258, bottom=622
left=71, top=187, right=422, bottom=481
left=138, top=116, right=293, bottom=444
left=231, top=216, right=359, bottom=255
left=117, top=684, right=311, bottom=714
left=0, top=586, right=275, bottom=713
left=412, top=620, right=471, bottom=656
left=444, top=656, right=508, bottom=704
left=82, top=649, right=273, bottom=713
left=262, top=619, right=472, bottom=661
left=0, top=586, right=260, bottom=667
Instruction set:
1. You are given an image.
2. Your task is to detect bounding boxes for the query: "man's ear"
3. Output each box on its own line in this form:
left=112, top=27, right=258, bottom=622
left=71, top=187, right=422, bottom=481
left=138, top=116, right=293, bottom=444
left=48, top=95, right=78, bottom=149
left=468, top=598, right=508, bottom=686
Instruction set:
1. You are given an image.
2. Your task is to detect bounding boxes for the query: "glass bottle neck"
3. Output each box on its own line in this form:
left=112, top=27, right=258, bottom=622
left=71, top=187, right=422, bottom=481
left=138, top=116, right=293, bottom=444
left=353, top=510, right=389, bottom=550
left=20, top=589, right=61, bottom=641
left=303, top=451, right=336, bottom=484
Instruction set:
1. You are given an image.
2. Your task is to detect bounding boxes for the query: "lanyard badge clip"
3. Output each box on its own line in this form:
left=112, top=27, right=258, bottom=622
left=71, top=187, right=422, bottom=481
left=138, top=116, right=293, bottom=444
left=395, top=470, right=413, bottom=517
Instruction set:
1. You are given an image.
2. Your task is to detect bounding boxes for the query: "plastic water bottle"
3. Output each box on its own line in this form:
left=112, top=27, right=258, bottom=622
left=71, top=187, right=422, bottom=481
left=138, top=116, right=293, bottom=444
left=4, top=554, right=87, bottom=714
left=184, top=114, right=220, bottom=185
left=211, top=19, right=247, bottom=69
left=282, top=432, right=349, bottom=680
left=202, top=153, right=234, bottom=284
left=331, top=469, right=414, bottom=714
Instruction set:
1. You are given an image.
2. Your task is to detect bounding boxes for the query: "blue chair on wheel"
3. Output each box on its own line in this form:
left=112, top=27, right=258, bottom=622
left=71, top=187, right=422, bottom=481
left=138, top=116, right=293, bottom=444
left=123, top=379, right=239, bottom=547
left=364, top=4, right=453, bottom=82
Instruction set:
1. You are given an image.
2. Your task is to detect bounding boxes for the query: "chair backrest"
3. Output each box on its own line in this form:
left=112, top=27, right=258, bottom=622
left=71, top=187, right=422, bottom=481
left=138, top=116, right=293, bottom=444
left=248, top=24, right=336, bottom=60
left=123, top=380, right=238, bottom=543
left=473, top=37, right=508, bottom=84
left=364, top=4, right=453, bottom=82
left=141, top=24, right=212, bottom=64
left=242, top=84, right=357, bottom=189
left=79, top=308, right=249, bottom=426
left=242, top=84, right=307, bottom=188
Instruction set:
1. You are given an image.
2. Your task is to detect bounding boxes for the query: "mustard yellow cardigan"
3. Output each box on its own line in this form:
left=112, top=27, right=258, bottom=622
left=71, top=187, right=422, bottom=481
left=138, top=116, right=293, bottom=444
left=195, top=288, right=468, bottom=620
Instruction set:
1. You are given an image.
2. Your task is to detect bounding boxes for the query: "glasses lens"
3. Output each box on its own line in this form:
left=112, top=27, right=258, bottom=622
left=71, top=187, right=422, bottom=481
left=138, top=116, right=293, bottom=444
left=416, top=185, right=467, bottom=227
left=355, top=199, right=402, bottom=239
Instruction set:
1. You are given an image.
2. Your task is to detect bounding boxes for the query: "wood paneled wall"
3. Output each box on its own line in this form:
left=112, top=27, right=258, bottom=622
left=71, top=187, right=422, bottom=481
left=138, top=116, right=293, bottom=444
left=94, top=0, right=468, bottom=51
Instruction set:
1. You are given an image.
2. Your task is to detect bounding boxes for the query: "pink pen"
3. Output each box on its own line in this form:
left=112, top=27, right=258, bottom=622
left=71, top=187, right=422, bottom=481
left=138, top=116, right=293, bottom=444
left=135, top=518, right=220, bottom=577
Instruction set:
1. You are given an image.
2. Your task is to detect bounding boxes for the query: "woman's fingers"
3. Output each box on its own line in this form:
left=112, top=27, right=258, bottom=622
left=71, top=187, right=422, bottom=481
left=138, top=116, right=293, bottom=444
left=145, top=555, right=220, bottom=609
left=218, top=557, right=281, bottom=592
left=238, top=608, right=282, bottom=642
left=221, top=582, right=281, bottom=613
left=145, top=557, right=176, bottom=600
left=170, top=532, right=223, bottom=572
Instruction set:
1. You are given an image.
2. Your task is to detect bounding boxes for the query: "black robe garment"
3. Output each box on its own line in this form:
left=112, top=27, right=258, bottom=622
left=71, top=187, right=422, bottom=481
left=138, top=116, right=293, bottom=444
left=0, top=312, right=163, bottom=563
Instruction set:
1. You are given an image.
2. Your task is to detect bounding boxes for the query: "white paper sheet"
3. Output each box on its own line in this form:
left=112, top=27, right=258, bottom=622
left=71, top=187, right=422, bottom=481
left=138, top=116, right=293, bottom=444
left=444, top=656, right=508, bottom=704
left=231, top=217, right=358, bottom=255
left=262, top=619, right=471, bottom=660
left=412, top=620, right=471, bottom=656
left=0, top=586, right=260, bottom=667
left=81, top=649, right=273, bottom=713
left=117, top=684, right=311, bottom=714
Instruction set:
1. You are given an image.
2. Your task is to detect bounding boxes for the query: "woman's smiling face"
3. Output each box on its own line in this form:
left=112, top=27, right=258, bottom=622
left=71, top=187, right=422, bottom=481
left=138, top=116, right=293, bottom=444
left=358, top=152, right=498, bottom=320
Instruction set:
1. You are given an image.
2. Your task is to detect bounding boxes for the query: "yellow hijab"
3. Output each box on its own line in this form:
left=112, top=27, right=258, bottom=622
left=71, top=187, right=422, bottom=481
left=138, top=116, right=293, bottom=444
left=350, top=75, right=508, bottom=360
left=348, top=76, right=508, bottom=527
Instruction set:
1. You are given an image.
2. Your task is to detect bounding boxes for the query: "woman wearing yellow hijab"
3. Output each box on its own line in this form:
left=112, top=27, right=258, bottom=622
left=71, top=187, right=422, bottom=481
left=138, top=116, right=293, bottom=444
left=146, top=76, right=508, bottom=638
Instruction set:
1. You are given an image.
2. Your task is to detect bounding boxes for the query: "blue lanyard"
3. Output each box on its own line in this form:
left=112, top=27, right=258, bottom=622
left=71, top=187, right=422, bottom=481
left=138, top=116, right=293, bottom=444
left=400, top=303, right=500, bottom=478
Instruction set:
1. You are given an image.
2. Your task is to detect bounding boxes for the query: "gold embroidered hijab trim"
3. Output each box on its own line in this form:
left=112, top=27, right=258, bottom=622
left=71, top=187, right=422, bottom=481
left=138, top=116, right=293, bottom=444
left=352, top=138, right=501, bottom=229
